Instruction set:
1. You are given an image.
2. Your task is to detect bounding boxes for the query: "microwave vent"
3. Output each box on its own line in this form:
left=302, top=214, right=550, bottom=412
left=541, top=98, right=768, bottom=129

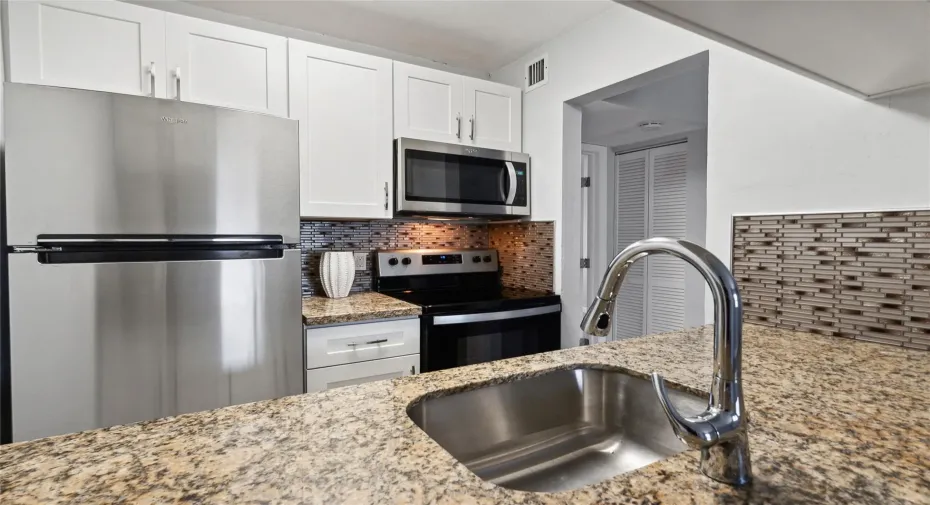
left=525, top=54, right=548, bottom=92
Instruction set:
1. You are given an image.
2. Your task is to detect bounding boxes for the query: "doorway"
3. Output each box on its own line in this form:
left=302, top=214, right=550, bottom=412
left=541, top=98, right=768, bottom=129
left=569, top=54, right=709, bottom=341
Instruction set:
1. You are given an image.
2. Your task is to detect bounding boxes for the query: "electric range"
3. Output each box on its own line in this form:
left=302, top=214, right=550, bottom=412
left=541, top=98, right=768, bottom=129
left=374, top=248, right=561, bottom=372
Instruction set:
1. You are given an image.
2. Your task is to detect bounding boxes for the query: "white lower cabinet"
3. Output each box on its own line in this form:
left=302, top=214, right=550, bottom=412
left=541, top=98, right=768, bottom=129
left=306, top=354, right=419, bottom=393
left=305, top=318, right=421, bottom=393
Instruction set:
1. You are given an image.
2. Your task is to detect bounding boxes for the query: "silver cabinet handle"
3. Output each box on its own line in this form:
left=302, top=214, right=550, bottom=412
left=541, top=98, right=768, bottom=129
left=174, top=66, right=182, bottom=100
left=456, top=114, right=462, bottom=139
left=410, top=365, right=416, bottom=375
left=384, top=182, right=389, bottom=211
left=504, top=161, right=517, bottom=204
left=469, top=116, right=475, bottom=140
left=148, top=62, right=156, bottom=97
left=346, top=338, right=389, bottom=347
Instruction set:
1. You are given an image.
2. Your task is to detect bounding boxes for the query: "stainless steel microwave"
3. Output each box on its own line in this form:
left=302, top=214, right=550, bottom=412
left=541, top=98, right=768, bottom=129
left=394, top=138, right=530, bottom=219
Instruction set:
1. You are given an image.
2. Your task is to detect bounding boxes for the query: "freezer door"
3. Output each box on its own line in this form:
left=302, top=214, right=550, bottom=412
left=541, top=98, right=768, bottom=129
left=7, top=250, right=303, bottom=442
left=3, top=83, right=299, bottom=245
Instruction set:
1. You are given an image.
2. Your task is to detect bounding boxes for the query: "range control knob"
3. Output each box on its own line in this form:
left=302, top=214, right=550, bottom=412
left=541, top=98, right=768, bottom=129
left=483, top=256, right=492, bottom=263
left=401, top=257, right=412, bottom=266
left=472, top=256, right=482, bottom=263
left=388, top=257, right=399, bottom=266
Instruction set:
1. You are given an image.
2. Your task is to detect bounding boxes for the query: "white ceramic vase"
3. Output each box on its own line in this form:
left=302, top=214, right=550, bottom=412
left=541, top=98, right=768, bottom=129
left=320, top=252, right=355, bottom=298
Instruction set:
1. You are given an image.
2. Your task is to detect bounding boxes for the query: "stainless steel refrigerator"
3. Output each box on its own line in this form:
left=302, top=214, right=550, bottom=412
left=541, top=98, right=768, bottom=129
left=0, top=83, right=304, bottom=443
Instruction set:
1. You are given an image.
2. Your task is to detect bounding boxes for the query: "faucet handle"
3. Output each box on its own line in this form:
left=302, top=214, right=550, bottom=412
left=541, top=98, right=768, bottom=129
left=651, top=372, right=718, bottom=449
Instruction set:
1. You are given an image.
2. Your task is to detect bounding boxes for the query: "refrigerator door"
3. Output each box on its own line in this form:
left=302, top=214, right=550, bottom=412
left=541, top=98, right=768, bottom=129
left=7, top=250, right=303, bottom=443
left=3, top=83, right=299, bottom=245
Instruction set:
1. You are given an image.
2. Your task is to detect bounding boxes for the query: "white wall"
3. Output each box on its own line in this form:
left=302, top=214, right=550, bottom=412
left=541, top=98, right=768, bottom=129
left=493, top=4, right=930, bottom=328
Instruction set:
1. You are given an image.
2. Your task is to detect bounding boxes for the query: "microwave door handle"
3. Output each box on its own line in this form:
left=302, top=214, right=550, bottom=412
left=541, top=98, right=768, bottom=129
left=504, top=162, right=518, bottom=204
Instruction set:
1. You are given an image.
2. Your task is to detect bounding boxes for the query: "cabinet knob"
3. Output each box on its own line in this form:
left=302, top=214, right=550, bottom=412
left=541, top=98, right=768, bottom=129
left=174, top=67, right=182, bottom=100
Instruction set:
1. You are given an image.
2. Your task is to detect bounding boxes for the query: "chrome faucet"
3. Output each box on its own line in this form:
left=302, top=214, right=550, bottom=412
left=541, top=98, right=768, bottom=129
left=580, top=238, right=752, bottom=486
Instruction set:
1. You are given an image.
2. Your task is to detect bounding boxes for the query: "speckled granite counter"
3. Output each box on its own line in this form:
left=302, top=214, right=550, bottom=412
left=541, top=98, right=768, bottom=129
left=302, top=292, right=420, bottom=326
left=2, top=325, right=928, bottom=504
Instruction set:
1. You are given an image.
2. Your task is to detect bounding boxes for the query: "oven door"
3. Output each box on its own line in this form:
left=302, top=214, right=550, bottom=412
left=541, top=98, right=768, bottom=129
left=395, top=138, right=529, bottom=217
left=422, top=304, right=561, bottom=372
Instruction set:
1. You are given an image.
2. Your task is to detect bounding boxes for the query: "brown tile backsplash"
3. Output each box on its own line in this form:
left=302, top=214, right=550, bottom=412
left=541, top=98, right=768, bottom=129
left=300, top=221, right=488, bottom=296
left=490, top=221, right=555, bottom=292
left=300, top=220, right=555, bottom=297
left=732, top=210, right=930, bottom=350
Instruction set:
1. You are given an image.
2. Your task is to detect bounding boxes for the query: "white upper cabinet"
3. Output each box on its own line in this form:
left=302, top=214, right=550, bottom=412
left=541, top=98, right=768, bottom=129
left=6, top=0, right=167, bottom=97
left=393, top=62, right=522, bottom=151
left=393, top=62, right=464, bottom=144
left=289, top=39, right=393, bottom=219
left=463, top=77, right=522, bottom=152
left=166, top=14, right=287, bottom=116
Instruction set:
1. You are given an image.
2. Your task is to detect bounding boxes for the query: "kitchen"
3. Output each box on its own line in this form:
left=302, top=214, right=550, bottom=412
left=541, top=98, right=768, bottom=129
left=1, top=0, right=929, bottom=504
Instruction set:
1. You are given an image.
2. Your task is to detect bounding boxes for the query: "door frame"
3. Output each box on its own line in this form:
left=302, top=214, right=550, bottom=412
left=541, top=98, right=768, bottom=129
left=580, top=144, right=612, bottom=341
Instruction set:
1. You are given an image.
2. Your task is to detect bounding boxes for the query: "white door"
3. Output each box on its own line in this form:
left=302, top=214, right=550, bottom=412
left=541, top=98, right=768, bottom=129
left=289, top=40, right=393, bottom=219
left=166, top=14, right=287, bottom=116
left=613, top=150, right=648, bottom=339
left=306, top=354, right=419, bottom=393
left=463, top=77, right=522, bottom=151
left=6, top=0, right=166, bottom=97
left=645, top=143, right=689, bottom=334
left=393, top=62, right=464, bottom=144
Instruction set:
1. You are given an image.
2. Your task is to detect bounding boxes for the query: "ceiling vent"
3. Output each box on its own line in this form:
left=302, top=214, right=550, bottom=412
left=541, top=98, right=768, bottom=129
left=524, top=54, right=548, bottom=92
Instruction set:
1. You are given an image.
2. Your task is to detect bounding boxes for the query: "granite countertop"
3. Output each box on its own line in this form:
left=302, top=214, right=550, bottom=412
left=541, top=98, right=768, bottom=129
left=2, top=324, right=928, bottom=504
left=302, top=291, right=421, bottom=326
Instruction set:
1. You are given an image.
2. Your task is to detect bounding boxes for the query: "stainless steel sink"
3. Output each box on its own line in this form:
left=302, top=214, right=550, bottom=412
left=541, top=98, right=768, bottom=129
left=408, top=367, right=706, bottom=493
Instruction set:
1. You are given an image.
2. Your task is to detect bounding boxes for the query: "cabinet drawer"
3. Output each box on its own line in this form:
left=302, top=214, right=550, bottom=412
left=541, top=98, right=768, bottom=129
left=306, top=354, right=419, bottom=393
left=306, top=318, right=420, bottom=369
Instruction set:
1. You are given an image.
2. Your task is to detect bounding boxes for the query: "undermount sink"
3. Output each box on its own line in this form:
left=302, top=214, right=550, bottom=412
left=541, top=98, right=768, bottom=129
left=407, top=367, right=706, bottom=493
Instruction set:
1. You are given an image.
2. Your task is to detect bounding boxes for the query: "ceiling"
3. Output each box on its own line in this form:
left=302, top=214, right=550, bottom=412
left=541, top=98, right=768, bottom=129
left=582, top=68, right=707, bottom=148
left=183, top=0, right=613, bottom=74
left=633, top=0, right=930, bottom=98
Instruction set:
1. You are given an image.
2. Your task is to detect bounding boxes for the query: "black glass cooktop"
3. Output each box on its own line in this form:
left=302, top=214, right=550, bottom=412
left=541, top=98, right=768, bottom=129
left=382, top=287, right=561, bottom=316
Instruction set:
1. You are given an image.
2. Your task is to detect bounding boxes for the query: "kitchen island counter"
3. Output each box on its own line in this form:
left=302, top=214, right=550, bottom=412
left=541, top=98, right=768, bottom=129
left=2, top=325, right=927, bottom=504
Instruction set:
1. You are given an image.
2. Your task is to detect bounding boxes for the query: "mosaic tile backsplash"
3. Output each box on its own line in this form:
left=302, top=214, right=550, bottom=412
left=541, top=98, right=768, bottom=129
left=733, top=210, right=930, bottom=350
left=300, top=220, right=556, bottom=297
left=300, top=221, right=488, bottom=296
left=489, top=222, right=555, bottom=292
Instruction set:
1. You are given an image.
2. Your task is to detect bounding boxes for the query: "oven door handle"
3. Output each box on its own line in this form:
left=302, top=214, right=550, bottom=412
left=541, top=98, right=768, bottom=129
left=504, top=161, right=518, bottom=205
left=432, top=304, right=560, bottom=326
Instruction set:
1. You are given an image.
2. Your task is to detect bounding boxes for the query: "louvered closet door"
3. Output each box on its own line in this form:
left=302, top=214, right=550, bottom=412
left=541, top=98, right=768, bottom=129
left=614, top=151, right=648, bottom=338
left=646, top=143, right=689, bottom=334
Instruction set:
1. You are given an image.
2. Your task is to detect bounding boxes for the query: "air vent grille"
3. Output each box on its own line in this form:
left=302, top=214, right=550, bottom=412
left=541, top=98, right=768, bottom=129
left=525, top=54, right=548, bottom=92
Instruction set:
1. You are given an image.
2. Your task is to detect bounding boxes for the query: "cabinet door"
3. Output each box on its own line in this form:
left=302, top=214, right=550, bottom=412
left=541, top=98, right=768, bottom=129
left=613, top=150, right=648, bottom=339
left=165, top=14, right=287, bottom=116
left=463, top=77, right=522, bottom=152
left=645, top=143, right=689, bottom=334
left=7, top=0, right=166, bottom=97
left=289, top=40, right=393, bottom=218
left=393, top=62, right=464, bottom=144
left=306, top=354, right=419, bottom=393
